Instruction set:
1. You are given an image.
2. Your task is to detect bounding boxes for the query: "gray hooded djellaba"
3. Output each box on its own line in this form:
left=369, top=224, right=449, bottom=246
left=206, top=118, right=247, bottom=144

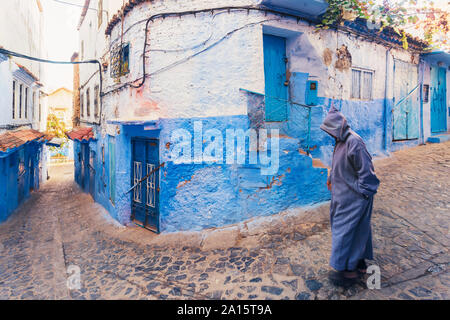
left=320, top=106, right=380, bottom=271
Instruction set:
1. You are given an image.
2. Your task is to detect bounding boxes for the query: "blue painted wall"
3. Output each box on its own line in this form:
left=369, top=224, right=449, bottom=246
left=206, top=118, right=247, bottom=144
left=0, top=141, right=44, bottom=223
left=71, top=87, right=422, bottom=232
left=73, top=114, right=329, bottom=232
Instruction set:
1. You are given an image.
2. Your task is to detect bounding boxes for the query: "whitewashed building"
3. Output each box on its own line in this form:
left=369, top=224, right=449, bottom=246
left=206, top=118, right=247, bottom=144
left=0, top=0, right=47, bottom=133
left=69, top=0, right=449, bottom=233
left=0, top=0, right=51, bottom=222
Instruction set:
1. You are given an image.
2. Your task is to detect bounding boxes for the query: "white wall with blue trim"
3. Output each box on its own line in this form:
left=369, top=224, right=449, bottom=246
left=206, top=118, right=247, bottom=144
left=73, top=0, right=446, bottom=233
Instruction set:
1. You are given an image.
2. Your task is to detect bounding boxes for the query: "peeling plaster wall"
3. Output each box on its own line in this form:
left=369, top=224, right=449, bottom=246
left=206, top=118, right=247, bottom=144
left=78, top=0, right=429, bottom=232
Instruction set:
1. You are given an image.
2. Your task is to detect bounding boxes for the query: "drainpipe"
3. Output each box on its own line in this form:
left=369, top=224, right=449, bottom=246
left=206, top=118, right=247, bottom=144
left=383, top=47, right=393, bottom=152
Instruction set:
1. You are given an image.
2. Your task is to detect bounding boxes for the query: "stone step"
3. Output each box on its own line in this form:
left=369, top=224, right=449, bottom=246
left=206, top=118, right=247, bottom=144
left=427, top=133, right=450, bottom=144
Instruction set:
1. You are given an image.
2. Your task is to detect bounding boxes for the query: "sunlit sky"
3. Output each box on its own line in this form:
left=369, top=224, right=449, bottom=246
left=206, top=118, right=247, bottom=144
left=41, top=0, right=448, bottom=92
left=43, top=0, right=84, bottom=92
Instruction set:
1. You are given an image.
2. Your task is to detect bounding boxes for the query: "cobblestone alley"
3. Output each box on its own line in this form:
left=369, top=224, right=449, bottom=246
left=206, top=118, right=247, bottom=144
left=0, top=142, right=449, bottom=300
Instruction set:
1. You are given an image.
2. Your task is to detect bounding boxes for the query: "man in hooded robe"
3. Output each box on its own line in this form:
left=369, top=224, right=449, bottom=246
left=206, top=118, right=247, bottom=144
left=320, top=106, right=380, bottom=287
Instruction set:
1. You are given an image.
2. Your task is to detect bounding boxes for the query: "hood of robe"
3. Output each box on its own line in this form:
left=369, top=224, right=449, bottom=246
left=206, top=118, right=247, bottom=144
left=320, top=106, right=352, bottom=142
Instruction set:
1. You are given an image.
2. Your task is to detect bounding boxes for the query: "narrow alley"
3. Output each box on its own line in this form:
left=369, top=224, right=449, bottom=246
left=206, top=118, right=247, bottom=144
left=0, top=141, right=448, bottom=300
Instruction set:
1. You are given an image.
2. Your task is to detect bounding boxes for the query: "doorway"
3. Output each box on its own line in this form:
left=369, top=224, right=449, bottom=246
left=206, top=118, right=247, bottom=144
left=131, top=138, right=160, bottom=233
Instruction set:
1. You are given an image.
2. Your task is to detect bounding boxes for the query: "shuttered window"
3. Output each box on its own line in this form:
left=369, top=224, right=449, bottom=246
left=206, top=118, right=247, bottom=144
left=351, top=69, right=361, bottom=99
left=94, top=85, right=99, bottom=118
left=12, top=81, right=16, bottom=119
left=19, top=84, right=23, bottom=118
left=25, top=87, right=28, bottom=119
left=351, top=68, right=374, bottom=100
left=80, top=92, right=84, bottom=117
left=362, top=71, right=373, bottom=100
left=86, top=88, right=90, bottom=117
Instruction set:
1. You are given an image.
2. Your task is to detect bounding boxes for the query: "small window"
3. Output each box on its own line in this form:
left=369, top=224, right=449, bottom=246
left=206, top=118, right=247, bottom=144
left=423, top=84, right=429, bottom=103
left=98, top=0, right=103, bottom=28
left=12, top=81, right=16, bottom=119
left=351, top=69, right=361, bottom=99
left=80, top=92, right=84, bottom=117
left=25, top=87, right=28, bottom=119
left=86, top=88, right=91, bottom=117
left=110, top=43, right=130, bottom=78
left=32, top=92, right=36, bottom=120
left=94, top=85, right=99, bottom=118
left=362, top=71, right=373, bottom=100
left=19, top=84, right=23, bottom=118
left=351, top=68, right=373, bottom=100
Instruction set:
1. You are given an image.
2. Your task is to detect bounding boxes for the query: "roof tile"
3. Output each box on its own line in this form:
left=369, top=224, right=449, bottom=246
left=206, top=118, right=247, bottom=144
left=66, top=127, right=95, bottom=142
left=0, top=129, right=46, bottom=153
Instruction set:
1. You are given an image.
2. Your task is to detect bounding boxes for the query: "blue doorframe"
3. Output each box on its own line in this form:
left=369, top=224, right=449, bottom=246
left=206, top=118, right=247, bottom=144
left=430, top=66, right=447, bottom=133
left=263, top=34, right=288, bottom=122
left=131, top=138, right=160, bottom=233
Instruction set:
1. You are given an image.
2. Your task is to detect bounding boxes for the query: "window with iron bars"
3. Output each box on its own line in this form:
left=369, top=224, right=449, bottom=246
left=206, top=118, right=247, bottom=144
left=110, top=43, right=130, bottom=79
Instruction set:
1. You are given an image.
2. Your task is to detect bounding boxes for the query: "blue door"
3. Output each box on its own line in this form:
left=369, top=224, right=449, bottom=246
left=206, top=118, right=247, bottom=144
left=80, top=144, right=90, bottom=191
left=17, top=149, right=25, bottom=204
left=131, top=138, right=160, bottom=233
left=89, top=149, right=96, bottom=200
left=431, top=67, right=447, bottom=133
left=393, top=59, right=419, bottom=140
left=263, top=34, right=288, bottom=122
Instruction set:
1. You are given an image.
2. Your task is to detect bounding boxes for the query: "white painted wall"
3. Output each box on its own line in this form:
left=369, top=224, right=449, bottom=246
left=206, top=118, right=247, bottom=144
left=78, top=0, right=123, bottom=125
left=0, top=0, right=45, bottom=82
left=0, top=59, right=42, bottom=132
left=0, top=0, right=46, bottom=133
left=102, top=0, right=418, bottom=130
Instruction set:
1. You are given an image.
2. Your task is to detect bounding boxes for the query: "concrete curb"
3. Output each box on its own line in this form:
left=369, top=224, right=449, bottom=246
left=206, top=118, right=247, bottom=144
left=95, top=200, right=331, bottom=251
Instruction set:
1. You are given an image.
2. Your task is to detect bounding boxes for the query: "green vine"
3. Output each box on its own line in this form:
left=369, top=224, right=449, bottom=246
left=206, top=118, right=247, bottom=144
left=316, top=0, right=442, bottom=50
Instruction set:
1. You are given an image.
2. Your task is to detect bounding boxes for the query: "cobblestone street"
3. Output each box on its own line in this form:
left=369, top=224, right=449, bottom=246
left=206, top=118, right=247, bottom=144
left=0, top=142, right=448, bottom=300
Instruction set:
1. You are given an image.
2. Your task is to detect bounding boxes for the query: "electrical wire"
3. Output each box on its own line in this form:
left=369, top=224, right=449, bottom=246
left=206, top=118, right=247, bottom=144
left=101, top=17, right=279, bottom=96
left=0, top=48, right=103, bottom=126
left=103, top=6, right=315, bottom=96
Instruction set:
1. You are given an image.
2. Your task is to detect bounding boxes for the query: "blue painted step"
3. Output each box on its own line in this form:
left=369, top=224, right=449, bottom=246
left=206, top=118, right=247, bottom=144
left=427, top=133, right=450, bottom=143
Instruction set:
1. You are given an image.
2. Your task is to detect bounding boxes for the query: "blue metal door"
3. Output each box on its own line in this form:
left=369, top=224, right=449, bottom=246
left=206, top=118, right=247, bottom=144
left=89, top=149, right=96, bottom=199
left=431, top=67, right=447, bottom=133
left=131, top=138, right=160, bottom=233
left=17, top=149, right=25, bottom=204
left=80, top=144, right=90, bottom=191
left=263, top=34, right=288, bottom=121
left=393, top=59, right=419, bottom=140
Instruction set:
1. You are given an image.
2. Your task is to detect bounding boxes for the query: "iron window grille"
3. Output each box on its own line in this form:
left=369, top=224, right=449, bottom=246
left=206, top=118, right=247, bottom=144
left=110, top=43, right=130, bottom=79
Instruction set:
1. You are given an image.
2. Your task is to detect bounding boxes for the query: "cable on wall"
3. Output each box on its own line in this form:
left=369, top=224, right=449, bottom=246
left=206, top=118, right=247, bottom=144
left=0, top=48, right=103, bottom=126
